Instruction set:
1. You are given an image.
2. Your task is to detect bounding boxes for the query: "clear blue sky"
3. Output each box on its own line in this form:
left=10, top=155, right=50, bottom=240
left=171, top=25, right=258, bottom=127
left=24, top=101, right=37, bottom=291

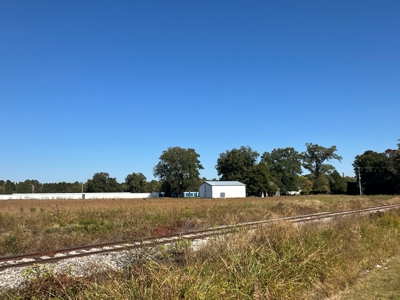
left=1, top=1, right=399, bottom=183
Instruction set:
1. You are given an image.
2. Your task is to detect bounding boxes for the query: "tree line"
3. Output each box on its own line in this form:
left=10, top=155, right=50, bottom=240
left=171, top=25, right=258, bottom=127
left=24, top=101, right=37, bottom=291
left=153, top=143, right=353, bottom=196
left=1, top=141, right=399, bottom=196
left=0, top=173, right=160, bottom=195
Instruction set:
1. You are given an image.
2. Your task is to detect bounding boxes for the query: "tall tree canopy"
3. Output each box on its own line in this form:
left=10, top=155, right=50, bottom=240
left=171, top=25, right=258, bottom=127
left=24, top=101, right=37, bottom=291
left=302, top=143, right=342, bottom=178
left=146, top=180, right=161, bottom=193
left=312, top=175, right=331, bottom=194
left=125, top=172, right=147, bottom=193
left=353, top=150, right=397, bottom=194
left=329, top=170, right=347, bottom=194
left=86, top=172, right=122, bottom=193
left=261, top=147, right=302, bottom=194
left=216, top=146, right=259, bottom=182
left=246, top=162, right=277, bottom=196
left=153, top=146, right=203, bottom=196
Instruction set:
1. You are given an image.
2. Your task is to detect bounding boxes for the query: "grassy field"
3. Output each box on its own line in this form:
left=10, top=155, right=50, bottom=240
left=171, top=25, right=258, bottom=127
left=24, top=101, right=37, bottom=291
left=0, top=195, right=398, bottom=256
left=3, top=197, right=400, bottom=299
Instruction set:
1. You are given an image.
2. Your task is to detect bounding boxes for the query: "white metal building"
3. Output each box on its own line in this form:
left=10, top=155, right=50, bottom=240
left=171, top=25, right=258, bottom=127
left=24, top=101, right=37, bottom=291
left=199, top=181, right=246, bottom=198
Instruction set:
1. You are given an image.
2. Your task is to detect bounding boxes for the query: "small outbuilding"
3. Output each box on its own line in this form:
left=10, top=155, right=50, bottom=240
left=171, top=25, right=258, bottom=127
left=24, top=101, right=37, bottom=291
left=199, top=181, right=246, bottom=198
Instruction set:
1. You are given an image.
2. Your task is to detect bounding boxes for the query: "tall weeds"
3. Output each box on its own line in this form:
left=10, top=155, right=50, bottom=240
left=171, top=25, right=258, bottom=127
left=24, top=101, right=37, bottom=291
left=6, top=208, right=400, bottom=299
left=0, top=195, right=399, bottom=256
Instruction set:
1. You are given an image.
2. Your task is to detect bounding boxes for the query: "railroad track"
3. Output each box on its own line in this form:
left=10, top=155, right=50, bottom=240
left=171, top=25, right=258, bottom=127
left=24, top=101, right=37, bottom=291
left=1, top=203, right=400, bottom=271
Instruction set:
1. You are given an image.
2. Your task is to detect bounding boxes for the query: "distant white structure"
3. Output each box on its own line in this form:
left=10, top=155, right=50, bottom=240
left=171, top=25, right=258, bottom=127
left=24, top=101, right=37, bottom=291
left=286, top=190, right=301, bottom=196
left=0, top=192, right=160, bottom=200
left=199, top=181, right=246, bottom=198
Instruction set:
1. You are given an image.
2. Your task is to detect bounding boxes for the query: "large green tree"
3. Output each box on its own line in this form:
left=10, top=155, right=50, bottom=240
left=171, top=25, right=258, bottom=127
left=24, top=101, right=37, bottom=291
left=246, top=162, right=277, bottom=196
left=125, top=172, right=147, bottom=193
left=261, top=147, right=302, bottom=194
left=86, top=172, right=122, bottom=193
left=146, top=180, right=161, bottom=193
left=312, top=175, right=331, bottom=194
left=216, top=146, right=259, bottom=182
left=353, top=150, right=396, bottom=194
left=153, top=147, right=203, bottom=196
left=329, top=170, right=347, bottom=194
left=302, top=143, right=342, bottom=179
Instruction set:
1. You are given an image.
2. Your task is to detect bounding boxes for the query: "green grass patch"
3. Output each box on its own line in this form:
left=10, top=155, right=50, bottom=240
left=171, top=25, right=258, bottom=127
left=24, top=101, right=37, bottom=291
left=337, top=256, right=400, bottom=299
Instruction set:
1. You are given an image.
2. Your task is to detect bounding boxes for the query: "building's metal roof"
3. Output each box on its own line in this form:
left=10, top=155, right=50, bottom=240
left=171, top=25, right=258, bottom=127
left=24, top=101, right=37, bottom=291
left=202, top=181, right=245, bottom=186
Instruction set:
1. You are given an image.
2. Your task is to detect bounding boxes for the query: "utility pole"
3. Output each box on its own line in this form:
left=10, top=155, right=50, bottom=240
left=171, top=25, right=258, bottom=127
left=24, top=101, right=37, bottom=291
left=357, top=167, right=362, bottom=195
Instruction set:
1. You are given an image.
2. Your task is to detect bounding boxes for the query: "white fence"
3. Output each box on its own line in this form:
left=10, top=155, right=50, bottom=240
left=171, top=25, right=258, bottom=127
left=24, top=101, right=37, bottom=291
left=0, top=192, right=160, bottom=200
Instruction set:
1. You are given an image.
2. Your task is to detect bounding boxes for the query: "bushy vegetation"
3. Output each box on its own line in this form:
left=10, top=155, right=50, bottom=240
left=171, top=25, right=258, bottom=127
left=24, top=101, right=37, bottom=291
left=4, top=206, right=400, bottom=299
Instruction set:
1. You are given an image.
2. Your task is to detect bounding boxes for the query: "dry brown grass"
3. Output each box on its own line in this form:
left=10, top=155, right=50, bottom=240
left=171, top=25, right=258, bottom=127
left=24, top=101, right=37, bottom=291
left=6, top=207, right=400, bottom=299
left=0, top=195, right=399, bottom=255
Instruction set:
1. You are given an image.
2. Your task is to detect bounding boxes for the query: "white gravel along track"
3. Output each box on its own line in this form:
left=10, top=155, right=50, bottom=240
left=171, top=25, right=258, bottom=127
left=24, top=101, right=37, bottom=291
left=0, top=238, right=209, bottom=293
left=0, top=249, right=142, bottom=292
